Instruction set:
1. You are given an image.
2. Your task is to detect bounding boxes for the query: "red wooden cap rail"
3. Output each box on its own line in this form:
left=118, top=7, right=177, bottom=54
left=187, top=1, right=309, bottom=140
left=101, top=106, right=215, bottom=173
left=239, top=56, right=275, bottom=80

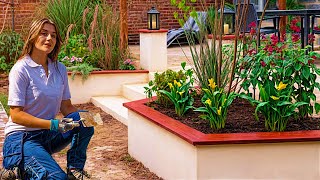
left=207, top=34, right=247, bottom=40
left=123, top=98, right=320, bottom=146
left=138, top=29, right=168, bottom=33
left=67, top=70, right=149, bottom=75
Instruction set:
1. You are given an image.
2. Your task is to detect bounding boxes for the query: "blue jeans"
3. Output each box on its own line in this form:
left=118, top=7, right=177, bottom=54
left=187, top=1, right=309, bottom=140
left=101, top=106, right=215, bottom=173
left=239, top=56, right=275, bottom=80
left=2, top=112, right=94, bottom=180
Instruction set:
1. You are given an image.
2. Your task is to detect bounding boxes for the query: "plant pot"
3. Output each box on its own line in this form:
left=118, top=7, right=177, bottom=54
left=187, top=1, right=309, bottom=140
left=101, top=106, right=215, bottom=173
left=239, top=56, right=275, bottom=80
left=124, top=97, right=320, bottom=180
left=68, top=70, right=148, bottom=104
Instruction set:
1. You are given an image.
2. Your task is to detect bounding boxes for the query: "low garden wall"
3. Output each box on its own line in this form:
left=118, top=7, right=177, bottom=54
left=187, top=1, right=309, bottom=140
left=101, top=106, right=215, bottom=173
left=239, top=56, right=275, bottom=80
left=124, top=98, right=320, bottom=180
left=68, top=70, right=148, bottom=104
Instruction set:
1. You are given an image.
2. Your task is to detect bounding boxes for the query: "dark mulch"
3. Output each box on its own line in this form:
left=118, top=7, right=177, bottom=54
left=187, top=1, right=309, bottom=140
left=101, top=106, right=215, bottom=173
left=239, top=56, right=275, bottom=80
left=149, top=97, right=320, bottom=134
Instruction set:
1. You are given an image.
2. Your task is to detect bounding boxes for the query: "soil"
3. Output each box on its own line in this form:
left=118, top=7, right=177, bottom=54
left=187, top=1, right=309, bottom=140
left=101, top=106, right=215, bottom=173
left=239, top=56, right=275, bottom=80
left=150, top=96, right=320, bottom=134
left=0, top=73, right=162, bottom=180
left=53, top=103, right=162, bottom=180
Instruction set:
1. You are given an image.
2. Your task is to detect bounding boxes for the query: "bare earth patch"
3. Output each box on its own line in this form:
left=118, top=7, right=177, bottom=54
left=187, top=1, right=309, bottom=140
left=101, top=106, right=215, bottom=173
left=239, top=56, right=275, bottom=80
left=54, top=103, right=161, bottom=179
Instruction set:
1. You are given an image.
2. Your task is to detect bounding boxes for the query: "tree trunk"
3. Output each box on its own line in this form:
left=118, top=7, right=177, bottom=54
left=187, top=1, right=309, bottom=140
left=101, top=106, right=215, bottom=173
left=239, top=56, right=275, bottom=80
left=120, top=0, right=128, bottom=51
left=278, top=0, right=286, bottom=39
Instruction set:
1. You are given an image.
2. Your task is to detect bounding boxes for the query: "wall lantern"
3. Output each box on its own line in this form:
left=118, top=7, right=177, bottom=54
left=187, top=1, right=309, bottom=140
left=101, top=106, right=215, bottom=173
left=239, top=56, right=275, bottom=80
left=147, top=7, right=160, bottom=30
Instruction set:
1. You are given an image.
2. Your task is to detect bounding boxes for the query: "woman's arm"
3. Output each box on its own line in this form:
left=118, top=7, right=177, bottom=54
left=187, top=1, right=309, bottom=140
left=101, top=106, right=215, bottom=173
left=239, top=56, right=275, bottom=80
left=10, top=106, right=51, bottom=129
left=60, top=99, right=78, bottom=117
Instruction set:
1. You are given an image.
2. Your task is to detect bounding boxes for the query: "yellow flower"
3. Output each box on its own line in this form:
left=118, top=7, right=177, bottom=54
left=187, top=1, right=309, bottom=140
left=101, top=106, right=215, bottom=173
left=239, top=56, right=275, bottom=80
left=205, top=99, right=212, bottom=106
left=222, top=99, right=227, bottom=105
left=271, top=96, right=280, bottom=100
left=276, top=82, right=287, bottom=91
left=217, top=107, right=222, bottom=116
left=179, top=91, right=185, bottom=96
left=208, top=78, right=216, bottom=90
left=173, top=80, right=182, bottom=87
left=168, top=83, right=173, bottom=89
left=173, top=80, right=178, bottom=85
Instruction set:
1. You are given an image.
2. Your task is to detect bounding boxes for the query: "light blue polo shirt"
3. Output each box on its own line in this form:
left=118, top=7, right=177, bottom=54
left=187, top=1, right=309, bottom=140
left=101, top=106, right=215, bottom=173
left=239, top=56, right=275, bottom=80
left=5, top=55, right=71, bottom=135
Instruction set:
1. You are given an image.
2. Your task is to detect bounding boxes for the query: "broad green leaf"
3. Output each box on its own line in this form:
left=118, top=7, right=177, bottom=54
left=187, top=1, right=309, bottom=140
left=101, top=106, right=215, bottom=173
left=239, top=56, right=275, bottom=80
left=181, top=62, right=186, bottom=70
left=277, top=101, right=291, bottom=106
left=314, top=82, right=320, bottom=90
left=294, top=63, right=302, bottom=71
left=315, top=103, right=320, bottom=114
left=302, top=66, right=310, bottom=79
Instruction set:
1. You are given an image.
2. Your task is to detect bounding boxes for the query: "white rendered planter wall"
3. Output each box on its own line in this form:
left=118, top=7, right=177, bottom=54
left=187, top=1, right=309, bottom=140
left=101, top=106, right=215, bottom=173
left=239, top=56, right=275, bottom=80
left=68, top=70, right=148, bottom=104
left=124, top=98, right=320, bottom=180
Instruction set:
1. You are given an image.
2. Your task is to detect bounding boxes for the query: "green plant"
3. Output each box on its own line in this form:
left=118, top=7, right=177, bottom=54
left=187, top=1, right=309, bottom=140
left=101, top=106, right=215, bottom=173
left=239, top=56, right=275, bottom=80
left=145, top=63, right=189, bottom=107
left=144, top=80, right=156, bottom=104
left=67, top=63, right=100, bottom=83
left=171, top=1, right=241, bottom=92
left=159, top=62, right=194, bottom=117
left=195, top=78, right=237, bottom=129
left=44, top=0, right=93, bottom=40
left=0, top=92, right=9, bottom=115
left=86, top=4, right=126, bottom=70
left=236, top=19, right=320, bottom=120
left=241, top=81, right=307, bottom=131
left=168, top=0, right=250, bottom=129
left=0, top=31, right=24, bottom=72
left=58, top=34, right=100, bottom=81
left=119, top=59, right=136, bottom=70
left=58, top=34, right=91, bottom=66
left=43, top=1, right=127, bottom=70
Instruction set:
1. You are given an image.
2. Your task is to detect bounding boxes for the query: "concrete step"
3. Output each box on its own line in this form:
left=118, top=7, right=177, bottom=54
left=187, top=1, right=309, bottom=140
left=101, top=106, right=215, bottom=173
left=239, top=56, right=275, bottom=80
left=122, top=83, right=148, bottom=101
left=91, top=96, right=130, bottom=126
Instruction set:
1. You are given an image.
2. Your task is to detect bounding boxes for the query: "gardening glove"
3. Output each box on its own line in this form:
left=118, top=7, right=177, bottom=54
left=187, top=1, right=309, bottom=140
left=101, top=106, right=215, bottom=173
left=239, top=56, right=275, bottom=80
left=65, top=110, right=89, bottom=127
left=50, top=118, right=80, bottom=133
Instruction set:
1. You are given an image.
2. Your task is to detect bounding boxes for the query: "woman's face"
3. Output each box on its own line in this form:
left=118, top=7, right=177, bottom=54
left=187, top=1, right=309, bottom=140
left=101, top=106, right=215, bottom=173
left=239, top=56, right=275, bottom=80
left=34, top=23, right=57, bottom=55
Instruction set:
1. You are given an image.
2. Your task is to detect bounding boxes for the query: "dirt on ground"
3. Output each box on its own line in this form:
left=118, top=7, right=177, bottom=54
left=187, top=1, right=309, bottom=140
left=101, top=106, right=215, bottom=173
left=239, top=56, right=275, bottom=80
left=54, top=103, right=161, bottom=180
left=0, top=73, right=161, bottom=180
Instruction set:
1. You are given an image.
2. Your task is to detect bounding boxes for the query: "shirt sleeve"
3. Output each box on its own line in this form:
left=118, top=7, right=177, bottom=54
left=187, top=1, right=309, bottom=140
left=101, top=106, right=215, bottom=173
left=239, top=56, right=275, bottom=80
left=59, top=62, right=71, bottom=100
left=8, top=64, right=28, bottom=107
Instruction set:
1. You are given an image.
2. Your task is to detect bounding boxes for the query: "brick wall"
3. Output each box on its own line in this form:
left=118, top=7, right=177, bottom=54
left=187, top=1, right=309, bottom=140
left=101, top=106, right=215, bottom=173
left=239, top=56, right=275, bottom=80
left=0, top=0, right=43, bottom=34
left=0, top=0, right=224, bottom=44
left=106, top=0, right=217, bottom=44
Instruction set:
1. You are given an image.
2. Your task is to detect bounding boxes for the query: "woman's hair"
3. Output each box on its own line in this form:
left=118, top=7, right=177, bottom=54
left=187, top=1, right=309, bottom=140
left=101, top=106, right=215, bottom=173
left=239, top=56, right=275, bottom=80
left=20, top=18, right=62, bottom=61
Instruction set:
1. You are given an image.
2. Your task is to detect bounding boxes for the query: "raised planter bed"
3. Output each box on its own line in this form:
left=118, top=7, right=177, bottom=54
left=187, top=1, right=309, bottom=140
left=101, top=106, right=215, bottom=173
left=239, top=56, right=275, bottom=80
left=68, top=70, right=148, bottom=104
left=124, top=97, right=320, bottom=180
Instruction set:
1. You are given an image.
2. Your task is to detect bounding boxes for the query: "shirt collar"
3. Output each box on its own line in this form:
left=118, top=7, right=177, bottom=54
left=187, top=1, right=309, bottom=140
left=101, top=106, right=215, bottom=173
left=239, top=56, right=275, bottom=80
left=26, top=55, right=53, bottom=68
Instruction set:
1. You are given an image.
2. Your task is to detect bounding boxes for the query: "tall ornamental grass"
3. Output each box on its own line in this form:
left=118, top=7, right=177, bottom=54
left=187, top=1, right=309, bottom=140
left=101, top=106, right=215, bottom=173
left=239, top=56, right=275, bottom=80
left=44, top=0, right=93, bottom=40
left=86, top=4, right=124, bottom=70
left=39, top=0, right=127, bottom=70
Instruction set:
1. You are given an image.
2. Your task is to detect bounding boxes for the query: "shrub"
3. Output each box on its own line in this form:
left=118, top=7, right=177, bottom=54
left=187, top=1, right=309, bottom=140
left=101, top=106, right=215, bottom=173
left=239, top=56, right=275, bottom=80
left=237, top=19, right=320, bottom=119
left=58, top=34, right=100, bottom=82
left=159, top=62, right=194, bottom=116
left=0, top=31, right=24, bottom=72
left=119, top=59, right=136, bottom=70
left=44, top=0, right=93, bottom=40
left=144, top=62, right=190, bottom=107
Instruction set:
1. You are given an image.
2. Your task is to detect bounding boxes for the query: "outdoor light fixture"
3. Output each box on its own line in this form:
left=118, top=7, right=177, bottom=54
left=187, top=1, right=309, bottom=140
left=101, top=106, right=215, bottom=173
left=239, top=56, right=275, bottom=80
left=147, top=7, right=160, bottom=30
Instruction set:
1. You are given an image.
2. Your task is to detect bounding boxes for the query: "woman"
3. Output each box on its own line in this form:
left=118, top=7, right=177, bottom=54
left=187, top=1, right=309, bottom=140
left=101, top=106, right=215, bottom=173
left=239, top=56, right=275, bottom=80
left=1, top=18, right=94, bottom=179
